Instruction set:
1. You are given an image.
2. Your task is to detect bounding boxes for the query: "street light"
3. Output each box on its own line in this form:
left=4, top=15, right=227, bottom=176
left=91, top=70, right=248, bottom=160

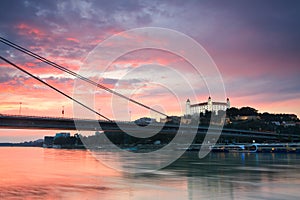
left=19, top=102, right=22, bottom=115
left=62, top=106, right=64, bottom=118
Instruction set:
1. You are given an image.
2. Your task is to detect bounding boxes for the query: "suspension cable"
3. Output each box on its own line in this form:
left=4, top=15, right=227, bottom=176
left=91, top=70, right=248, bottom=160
left=0, top=55, right=112, bottom=122
left=0, top=37, right=168, bottom=118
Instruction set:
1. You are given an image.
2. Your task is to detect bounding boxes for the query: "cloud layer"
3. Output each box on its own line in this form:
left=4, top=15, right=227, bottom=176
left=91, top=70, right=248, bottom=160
left=0, top=0, right=300, bottom=141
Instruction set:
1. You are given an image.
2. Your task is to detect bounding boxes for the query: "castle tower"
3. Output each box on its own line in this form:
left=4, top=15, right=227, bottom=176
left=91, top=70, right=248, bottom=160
left=186, top=99, right=191, bottom=115
left=226, top=98, right=230, bottom=109
left=207, top=96, right=212, bottom=111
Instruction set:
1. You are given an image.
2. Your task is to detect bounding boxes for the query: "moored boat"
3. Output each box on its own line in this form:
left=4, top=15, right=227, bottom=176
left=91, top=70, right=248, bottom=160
left=210, top=143, right=300, bottom=153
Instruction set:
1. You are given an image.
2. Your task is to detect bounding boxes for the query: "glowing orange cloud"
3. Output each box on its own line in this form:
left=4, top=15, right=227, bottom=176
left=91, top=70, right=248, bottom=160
left=16, top=23, right=44, bottom=37
left=66, top=37, right=80, bottom=43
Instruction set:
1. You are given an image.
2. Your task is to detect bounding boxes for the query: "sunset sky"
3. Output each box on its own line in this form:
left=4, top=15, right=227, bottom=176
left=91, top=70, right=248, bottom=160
left=1, top=0, right=300, bottom=142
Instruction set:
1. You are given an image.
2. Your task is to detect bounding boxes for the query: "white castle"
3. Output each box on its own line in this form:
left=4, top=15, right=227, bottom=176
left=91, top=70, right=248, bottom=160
left=186, top=97, right=230, bottom=115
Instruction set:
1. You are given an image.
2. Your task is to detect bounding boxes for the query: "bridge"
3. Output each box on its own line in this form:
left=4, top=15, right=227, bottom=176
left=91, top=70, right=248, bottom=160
left=1, top=114, right=299, bottom=143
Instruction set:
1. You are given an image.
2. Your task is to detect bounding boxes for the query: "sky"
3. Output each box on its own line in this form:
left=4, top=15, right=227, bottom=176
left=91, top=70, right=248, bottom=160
left=0, top=0, right=300, bottom=142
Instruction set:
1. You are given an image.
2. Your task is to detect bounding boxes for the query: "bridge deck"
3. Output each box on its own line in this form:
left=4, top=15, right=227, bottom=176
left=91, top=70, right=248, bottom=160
left=0, top=114, right=299, bottom=142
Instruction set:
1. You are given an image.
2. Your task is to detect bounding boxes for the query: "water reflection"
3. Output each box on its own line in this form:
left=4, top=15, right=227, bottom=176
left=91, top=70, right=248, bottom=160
left=166, top=152, right=300, bottom=199
left=1, top=147, right=300, bottom=199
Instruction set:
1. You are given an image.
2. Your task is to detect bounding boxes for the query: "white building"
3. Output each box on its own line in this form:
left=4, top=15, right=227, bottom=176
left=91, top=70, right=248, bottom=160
left=186, top=97, right=230, bottom=115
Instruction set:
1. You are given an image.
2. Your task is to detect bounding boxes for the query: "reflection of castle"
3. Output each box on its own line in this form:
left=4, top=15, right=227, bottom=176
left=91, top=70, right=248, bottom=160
left=186, top=97, right=230, bottom=115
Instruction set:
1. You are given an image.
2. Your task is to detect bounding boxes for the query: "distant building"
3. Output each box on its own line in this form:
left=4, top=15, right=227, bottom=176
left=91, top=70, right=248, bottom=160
left=54, top=132, right=70, bottom=139
left=43, top=132, right=83, bottom=149
left=271, top=121, right=281, bottom=126
left=43, top=136, right=54, bottom=148
left=282, top=121, right=296, bottom=127
left=135, top=117, right=156, bottom=125
left=186, top=97, right=230, bottom=115
left=160, top=116, right=181, bottom=124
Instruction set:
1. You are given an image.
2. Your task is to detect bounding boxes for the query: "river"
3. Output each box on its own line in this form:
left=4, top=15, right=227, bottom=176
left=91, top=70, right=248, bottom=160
left=0, top=147, right=300, bottom=199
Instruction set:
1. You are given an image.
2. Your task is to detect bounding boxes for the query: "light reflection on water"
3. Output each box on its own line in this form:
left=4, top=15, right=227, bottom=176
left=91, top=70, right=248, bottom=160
left=0, top=147, right=300, bottom=199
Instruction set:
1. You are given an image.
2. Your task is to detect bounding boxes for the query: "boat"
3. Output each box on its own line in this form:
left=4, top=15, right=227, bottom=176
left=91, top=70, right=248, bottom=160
left=210, top=143, right=300, bottom=153
left=210, top=144, right=246, bottom=152
left=253, top=143, right=300, bottom=153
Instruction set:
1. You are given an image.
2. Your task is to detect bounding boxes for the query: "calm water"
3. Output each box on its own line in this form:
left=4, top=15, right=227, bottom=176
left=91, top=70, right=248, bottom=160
left=1, top=147, right=300, bottom=199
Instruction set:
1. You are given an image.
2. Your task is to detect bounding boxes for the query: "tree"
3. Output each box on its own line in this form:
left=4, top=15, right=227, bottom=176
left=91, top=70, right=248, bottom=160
left=226, top=107, right=239, bottom=118
left=239, top=107, right=258, bottom=116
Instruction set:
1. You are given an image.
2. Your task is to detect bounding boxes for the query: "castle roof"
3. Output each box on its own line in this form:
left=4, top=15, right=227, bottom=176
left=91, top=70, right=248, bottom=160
left=190, top=102, right=207, bottom=107
left=212, top=102, right=228, bottom=106
left=190, top=101, right=228, bottom=107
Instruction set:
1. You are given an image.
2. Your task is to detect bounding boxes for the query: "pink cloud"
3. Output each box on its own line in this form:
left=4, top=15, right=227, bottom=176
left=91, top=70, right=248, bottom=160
left=16, top=23, right=44, bottom=37
left=66, top=37, right=80, bottom=43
